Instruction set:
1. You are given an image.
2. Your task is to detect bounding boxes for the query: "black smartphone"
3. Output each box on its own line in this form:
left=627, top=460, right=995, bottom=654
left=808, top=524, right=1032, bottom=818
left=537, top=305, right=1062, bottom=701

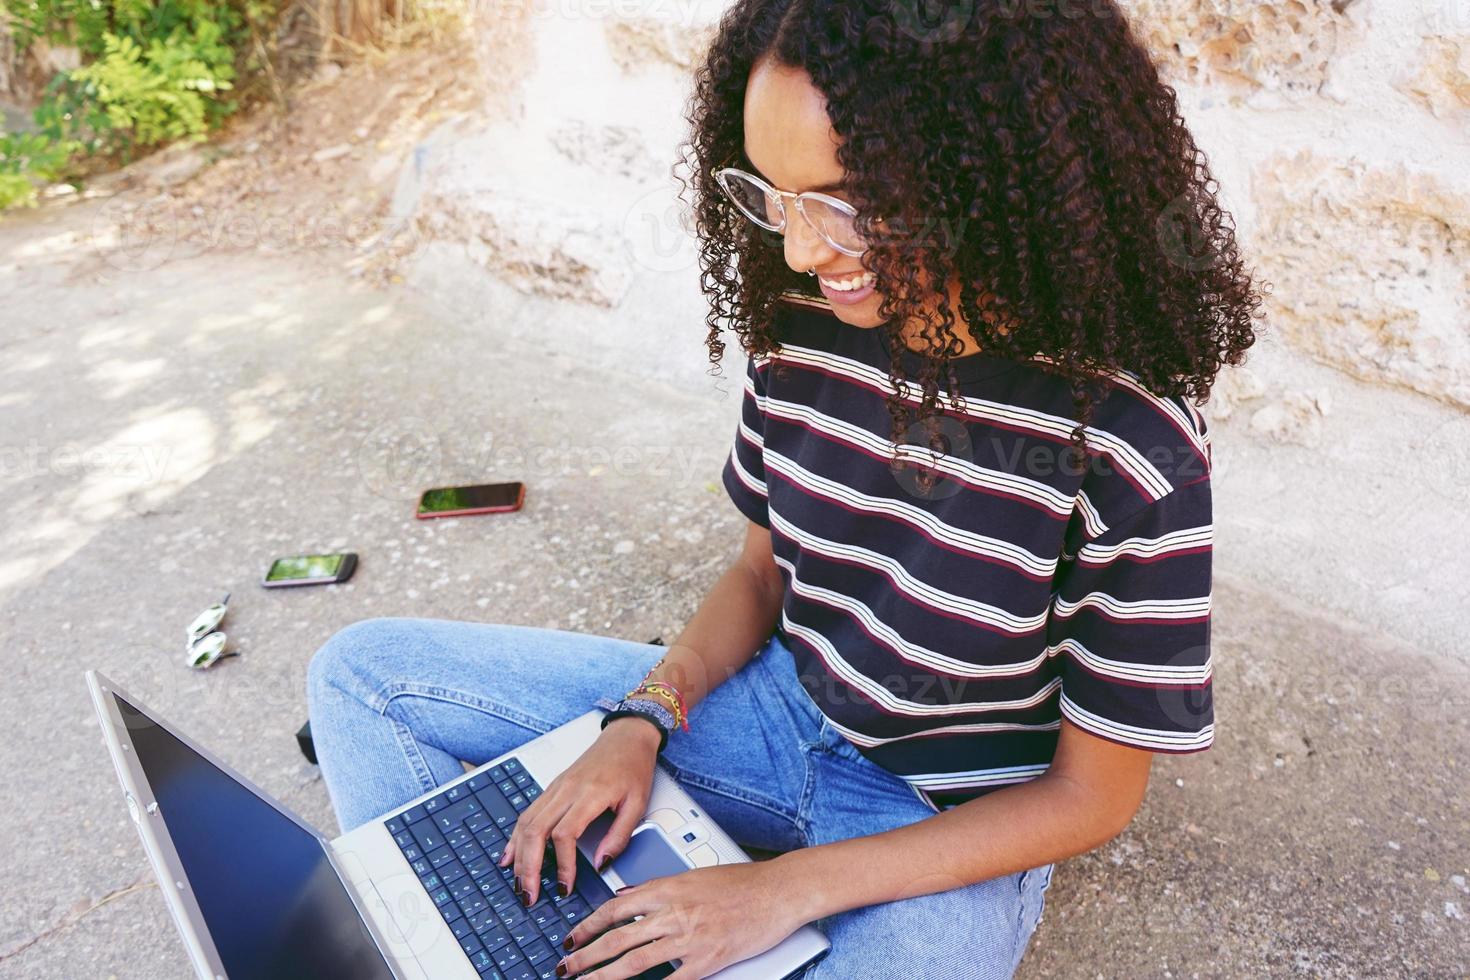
left=416, top=482, right=526, bottom=520
left=262, top=552, right=358, bottom=588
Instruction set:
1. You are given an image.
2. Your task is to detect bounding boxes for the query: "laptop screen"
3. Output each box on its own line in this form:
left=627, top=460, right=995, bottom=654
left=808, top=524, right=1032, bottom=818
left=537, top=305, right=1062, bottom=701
left=115, top=692, right=396, bottom=980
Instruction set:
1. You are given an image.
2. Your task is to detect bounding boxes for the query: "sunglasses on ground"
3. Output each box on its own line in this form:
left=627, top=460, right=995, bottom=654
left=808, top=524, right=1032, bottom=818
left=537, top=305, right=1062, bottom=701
left=186, top=593, right=238, bottom=669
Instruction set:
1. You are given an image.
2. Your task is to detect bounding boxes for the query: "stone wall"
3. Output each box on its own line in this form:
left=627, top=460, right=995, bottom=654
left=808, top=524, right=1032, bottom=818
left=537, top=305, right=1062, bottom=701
left=1124, top=0, right=1470, bottom=417
left=1126, top=0, right=1363, bottom=100
left=1122, top=0, right=1470, bottom=655
left=393, top=0, right=1470, bottom=658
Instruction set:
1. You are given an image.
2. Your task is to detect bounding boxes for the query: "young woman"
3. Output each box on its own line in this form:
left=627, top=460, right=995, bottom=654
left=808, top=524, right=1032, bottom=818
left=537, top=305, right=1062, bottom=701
left=308, top=2, right=1263, bottom=977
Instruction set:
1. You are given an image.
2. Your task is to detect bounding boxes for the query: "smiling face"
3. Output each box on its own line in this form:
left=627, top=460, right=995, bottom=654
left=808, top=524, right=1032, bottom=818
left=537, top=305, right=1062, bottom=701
left=742, top=54, right=886, bottom=328
left=741, top=55, right=978, bottom=354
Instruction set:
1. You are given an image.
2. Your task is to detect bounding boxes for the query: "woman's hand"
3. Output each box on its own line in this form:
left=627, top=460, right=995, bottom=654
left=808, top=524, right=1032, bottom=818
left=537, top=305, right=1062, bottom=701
left=500, top=717, right=663, bottom=905
left=555, top=860, right=807, bottom=980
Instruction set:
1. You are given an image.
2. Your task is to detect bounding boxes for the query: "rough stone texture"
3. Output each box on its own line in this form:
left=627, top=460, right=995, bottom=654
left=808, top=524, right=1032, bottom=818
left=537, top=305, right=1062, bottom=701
left=549, top=119, right=665, bottom=181
left=1206, top=366, right=1334, bottom=447
left=412, top=174, right=636, bottom=307
left=1129, top=1, right=1470, bottom=658
left=605, top=14, right=720, bottom=73
left=1251, top=150, right=1470, bottom=410
left=1246, top=388, right=1331, bottom=446
left=1124, top=0, right=1361, bottom=101
left=1399, top=33, right=1470, bottom=118
left=377, top=0, right=722, bottom=310
left=1202, top=364, right=1268, bottom=423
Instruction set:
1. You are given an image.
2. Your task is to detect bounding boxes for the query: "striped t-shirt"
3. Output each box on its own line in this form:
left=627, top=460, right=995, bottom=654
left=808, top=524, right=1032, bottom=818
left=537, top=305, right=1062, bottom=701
left=721, top=291, right=1214, bottom=811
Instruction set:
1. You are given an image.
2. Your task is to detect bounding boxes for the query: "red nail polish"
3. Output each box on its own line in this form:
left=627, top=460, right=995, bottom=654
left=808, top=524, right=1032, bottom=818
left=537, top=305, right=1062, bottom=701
left=562, top=935, right=574, bottom=951
left=555, top=963, right=567, bottom=977
left=521, top=889, right=532, bottom=907
left=557, top=881, right=569, bottom=898
left=596, top=855, right=609, bottom=872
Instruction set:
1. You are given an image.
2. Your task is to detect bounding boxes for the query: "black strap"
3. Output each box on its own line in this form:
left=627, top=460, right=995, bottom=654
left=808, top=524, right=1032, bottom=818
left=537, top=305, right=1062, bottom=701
left=600, top=707, right=670, bottom=754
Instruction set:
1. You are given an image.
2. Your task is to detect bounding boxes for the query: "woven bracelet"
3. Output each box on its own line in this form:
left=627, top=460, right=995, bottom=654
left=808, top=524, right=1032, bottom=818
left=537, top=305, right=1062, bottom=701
left=600, top=697, right=674, bottom=753
left=627, top=684, right=684, bottom=729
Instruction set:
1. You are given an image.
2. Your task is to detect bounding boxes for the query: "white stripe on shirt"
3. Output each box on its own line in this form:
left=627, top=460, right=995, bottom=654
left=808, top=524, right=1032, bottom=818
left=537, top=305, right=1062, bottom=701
left=762, top=447, right=1057, bottom=578
left=771, top=509, right=1049, bottom=634
left=776, top=344, right=1176, bottom=499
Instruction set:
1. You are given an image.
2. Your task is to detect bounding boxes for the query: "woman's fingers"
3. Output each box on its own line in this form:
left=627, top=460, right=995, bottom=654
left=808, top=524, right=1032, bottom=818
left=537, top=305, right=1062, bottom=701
left=548, top=798, right=614, bottom=898
left=591, top=788, right=650, bottom=870
left=517, top=793, right=616, bottom=906
left=574, top=937, right=683, bottom=980
left=549, top=805, right=599, bottom=899
left=557, top=904, right=667, bottom=979
left=565, top=885, right=650, bottom=950
left=506, top=789, right=575, bottom=904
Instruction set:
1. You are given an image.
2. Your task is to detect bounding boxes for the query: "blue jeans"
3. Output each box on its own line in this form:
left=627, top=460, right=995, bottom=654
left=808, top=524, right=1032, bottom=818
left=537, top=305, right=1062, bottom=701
left=307, top=618, right=1053, bottom=979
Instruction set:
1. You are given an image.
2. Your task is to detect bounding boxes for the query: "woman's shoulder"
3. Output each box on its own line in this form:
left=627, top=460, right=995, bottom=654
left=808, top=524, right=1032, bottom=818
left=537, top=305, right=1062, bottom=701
left=1032, top=361, right=1214, bottom=534
left=976, top=357, right=1213, bottom=536
left=1082, top=365, right=1212, bottom=493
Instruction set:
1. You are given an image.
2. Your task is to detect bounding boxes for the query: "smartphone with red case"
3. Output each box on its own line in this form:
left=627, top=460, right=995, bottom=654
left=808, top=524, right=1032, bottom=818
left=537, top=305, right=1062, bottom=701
left=415, top=482, right=525, bottom=519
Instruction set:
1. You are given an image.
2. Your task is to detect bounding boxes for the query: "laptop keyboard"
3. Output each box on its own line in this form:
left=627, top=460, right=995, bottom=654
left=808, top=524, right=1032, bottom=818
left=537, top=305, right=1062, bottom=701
left=384, top=756, right=673, bottom=980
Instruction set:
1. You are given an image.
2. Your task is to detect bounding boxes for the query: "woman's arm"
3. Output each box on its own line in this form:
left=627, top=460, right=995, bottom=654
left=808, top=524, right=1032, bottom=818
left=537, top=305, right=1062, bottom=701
left=613, top=518, right=784, bottom=720
left=773, top=719, right=1154, bottom=922
left=507, top=520, right=784, bottom=903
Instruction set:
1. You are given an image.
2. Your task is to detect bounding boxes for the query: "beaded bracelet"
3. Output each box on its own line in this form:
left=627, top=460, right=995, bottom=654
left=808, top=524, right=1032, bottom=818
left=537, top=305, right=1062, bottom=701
left=617, top=655, right=690, bottom=731
left=627, top=684, right=685, bottom=730
left=639, top=681, right=688, bottom=721
left=629, top=678, right=690, bottom=731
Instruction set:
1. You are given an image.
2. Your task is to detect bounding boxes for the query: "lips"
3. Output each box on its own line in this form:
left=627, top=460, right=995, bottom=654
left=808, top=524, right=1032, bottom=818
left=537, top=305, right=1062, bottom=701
left=817, top=271, right=876, bottom=306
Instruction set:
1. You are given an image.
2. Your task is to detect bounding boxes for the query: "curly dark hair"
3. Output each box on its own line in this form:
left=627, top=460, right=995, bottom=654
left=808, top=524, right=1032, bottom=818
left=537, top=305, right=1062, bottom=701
left=677, top=0, right=1266, bottom=477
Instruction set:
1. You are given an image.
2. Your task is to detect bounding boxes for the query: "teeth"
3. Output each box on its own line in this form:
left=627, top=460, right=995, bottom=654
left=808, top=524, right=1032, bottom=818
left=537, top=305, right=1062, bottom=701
left=820, top=271, right=875, bottom=291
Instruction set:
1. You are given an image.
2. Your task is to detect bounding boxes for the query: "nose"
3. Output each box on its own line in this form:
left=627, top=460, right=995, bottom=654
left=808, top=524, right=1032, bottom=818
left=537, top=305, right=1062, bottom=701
left=782, top=212, right=839, bottom=277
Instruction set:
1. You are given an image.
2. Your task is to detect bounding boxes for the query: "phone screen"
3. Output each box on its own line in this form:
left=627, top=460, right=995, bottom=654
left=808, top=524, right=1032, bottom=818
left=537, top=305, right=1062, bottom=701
left=266, top=554, right=346, bottom=582
left=417, top=483, right=522, bottom=515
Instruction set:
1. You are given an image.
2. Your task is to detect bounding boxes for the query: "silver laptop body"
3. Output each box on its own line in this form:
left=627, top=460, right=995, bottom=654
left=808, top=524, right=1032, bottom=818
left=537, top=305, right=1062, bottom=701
left=87, top=670, right=830, bottom=980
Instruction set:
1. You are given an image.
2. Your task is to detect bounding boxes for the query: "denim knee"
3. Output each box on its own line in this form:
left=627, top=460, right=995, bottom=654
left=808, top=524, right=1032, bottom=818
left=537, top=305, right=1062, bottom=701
left=306, top=617, right=414, bottom=704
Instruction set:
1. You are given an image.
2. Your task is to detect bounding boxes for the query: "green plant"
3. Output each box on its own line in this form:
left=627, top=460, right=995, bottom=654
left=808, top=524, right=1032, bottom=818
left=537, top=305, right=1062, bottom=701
left=1, top=0, right=275, bottom=211
left=0, top=128, right=80, bottom=207
left=71, top=22, right=237, bottom=149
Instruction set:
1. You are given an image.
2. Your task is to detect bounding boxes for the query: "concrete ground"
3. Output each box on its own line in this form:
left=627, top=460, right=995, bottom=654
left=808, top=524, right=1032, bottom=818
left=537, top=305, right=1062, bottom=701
left=2, top=193, right=1468, bottom=980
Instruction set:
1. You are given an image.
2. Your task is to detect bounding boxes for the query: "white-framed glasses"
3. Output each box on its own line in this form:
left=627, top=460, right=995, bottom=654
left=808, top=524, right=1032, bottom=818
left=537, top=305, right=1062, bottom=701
left=712, top=165, right=874, bottom=257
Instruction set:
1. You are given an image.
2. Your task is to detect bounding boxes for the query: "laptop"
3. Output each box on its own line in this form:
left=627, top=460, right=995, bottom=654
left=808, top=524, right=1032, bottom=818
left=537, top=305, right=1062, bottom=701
left=86, top=670, right=830, bottom=980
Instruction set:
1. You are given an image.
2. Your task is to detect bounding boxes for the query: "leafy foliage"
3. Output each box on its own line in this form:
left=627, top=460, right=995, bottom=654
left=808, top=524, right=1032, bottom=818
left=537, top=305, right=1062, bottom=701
left=1, top=0, right=272, bottom=209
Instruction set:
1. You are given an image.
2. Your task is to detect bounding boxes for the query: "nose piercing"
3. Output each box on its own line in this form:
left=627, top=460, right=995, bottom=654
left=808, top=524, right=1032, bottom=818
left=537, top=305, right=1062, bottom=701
left=806, top=267, right=816, bottom=276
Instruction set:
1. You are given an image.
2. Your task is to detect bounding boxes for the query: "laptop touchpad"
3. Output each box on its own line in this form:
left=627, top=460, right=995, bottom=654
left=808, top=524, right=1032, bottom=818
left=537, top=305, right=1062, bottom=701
left=612, top=826, right=692, bottom=887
